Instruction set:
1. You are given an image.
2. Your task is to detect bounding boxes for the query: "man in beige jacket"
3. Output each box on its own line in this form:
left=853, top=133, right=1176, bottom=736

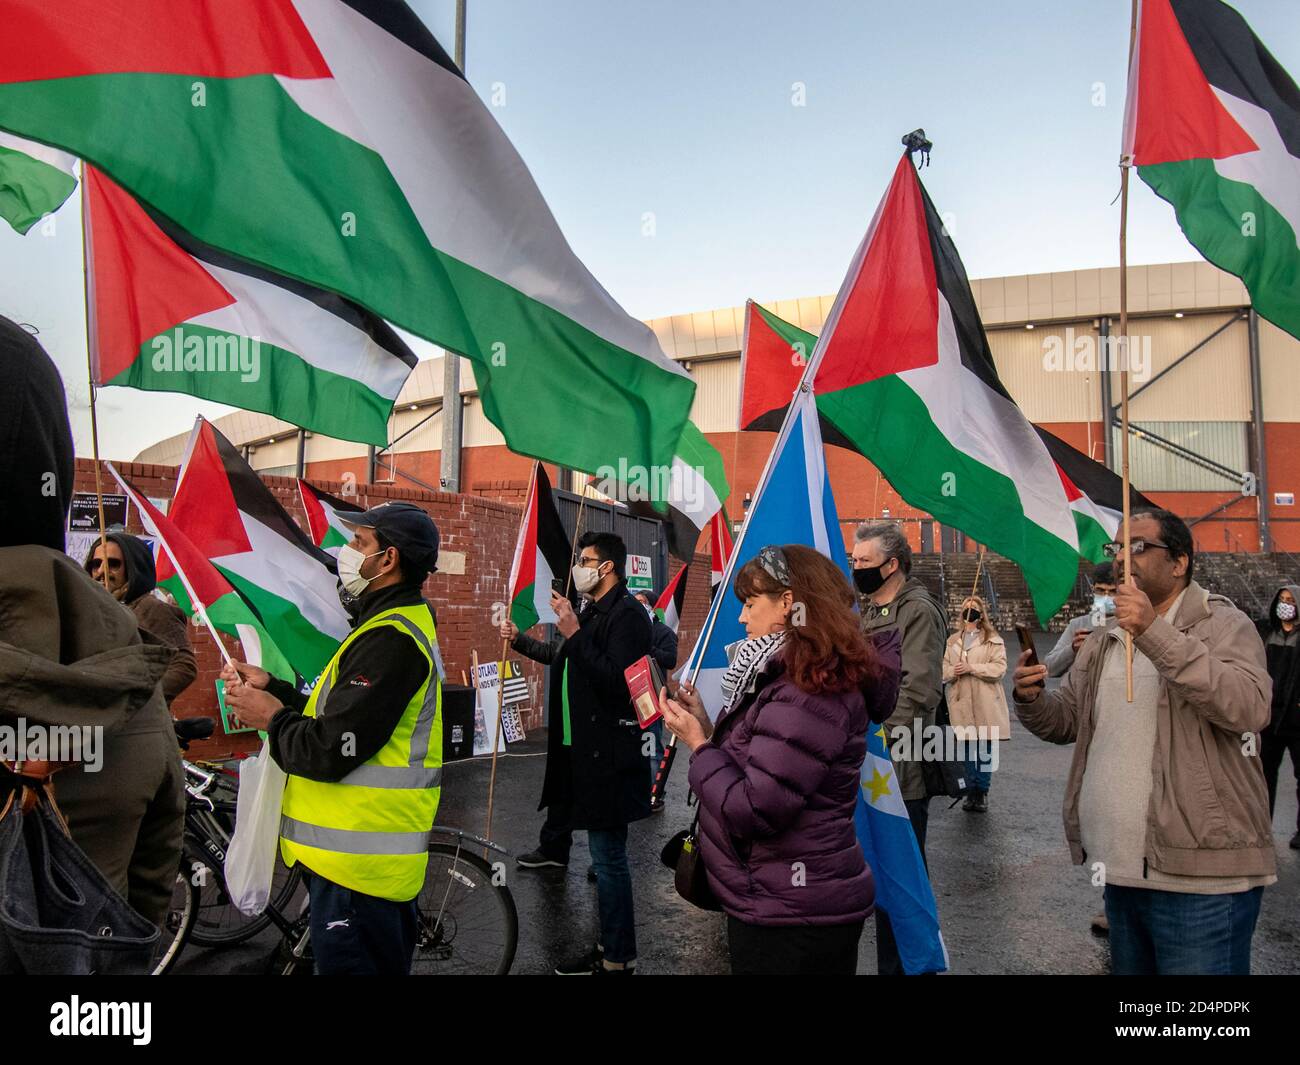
left=1013, top=509, right=1275, bottom=975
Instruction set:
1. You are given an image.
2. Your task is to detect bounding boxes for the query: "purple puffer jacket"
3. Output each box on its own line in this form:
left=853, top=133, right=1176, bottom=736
left=687, top=633, right=902, bottom=927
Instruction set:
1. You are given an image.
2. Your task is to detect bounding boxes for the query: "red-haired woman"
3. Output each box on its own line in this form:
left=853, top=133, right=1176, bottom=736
left=662, top=544, right=901, bottom=975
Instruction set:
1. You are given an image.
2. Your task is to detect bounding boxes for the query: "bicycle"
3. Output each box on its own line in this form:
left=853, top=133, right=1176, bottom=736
left=156, top=720, right=518, bottom=975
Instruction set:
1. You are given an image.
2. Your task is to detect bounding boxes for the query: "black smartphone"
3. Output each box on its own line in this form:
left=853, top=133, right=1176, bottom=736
left=1015, top=624, right=1039, bottom=666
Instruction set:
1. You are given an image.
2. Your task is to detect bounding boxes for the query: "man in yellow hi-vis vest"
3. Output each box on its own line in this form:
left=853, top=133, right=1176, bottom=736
left=223, top=502, right=443, bottom=975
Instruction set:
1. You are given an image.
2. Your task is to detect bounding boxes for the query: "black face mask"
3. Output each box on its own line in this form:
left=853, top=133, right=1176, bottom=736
left=853, top=563, right=889, bottom=596
left=963, top=608, right=982, bottom=622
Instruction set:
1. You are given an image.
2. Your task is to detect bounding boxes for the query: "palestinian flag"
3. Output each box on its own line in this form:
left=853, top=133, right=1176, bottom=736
left=744, top=154, right=1109, bottom=623
left=0, top=0, right=695, bottom=474
left=1034, top=426, right=1155, bottom=563
left=107, top=463, right=294, bottom=683
left=1123, top=0, right=1300, bottom=340
left=297, top=479, right=364, bottom=556
left=170, top=417, right=350, bottom=681
left=507, top=464, right=572, bottom=633
left=709, top=510, right=734, bottom=599
left=0, top=131, right=76, bottom=234
left=86, top=167, right=416, bottom=447
left=589, top=419, right=729, bottom=560
left=654, top=565, right=689, bottom=634
left=742, top=302, right=1151, bottom=568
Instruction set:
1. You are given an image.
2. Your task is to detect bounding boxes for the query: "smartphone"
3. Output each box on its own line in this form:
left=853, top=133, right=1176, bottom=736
left=551, top=578, right=567, bottom=596
left=1015, top=624, right=1039, bottom=666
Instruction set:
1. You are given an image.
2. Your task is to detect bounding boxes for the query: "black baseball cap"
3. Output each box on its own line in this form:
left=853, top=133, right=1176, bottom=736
left=340, top=502, right=440, bottom=572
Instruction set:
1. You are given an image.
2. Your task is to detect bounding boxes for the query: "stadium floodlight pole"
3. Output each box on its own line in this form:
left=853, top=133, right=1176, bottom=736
left=1118, top=0, right=1138, bottom=702
left=439, top=0, right=468, bottom=493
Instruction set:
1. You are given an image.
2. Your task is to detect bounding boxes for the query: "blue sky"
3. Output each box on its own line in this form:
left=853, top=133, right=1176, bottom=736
left=2, top=0, right=1297, bottom=458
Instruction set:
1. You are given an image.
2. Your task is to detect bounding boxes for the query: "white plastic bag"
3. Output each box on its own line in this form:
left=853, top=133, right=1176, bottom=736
left=223, top=743, right=288, bottom=916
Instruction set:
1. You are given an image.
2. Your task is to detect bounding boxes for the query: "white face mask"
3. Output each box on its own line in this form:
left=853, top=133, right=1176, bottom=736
left=571, top=560, right=605, bottom=596
left=1094, top=594, right=1116, bottom=616
left=1277, top=600, right=1297, bottom=622
left=337, top=545, right=385, bottom=597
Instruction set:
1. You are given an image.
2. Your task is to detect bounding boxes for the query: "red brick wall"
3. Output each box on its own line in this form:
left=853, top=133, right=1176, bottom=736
left=72, top=459, right=547, bottom=762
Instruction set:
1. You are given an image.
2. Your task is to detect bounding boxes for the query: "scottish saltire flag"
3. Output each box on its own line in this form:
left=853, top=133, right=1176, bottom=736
left=856, top=721, right=949, bottom=975
left=683, top=388, right=846, bottom=720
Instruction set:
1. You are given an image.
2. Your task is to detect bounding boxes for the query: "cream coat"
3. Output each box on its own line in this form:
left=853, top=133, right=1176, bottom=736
left=942, top=630, right=1011, bottom=741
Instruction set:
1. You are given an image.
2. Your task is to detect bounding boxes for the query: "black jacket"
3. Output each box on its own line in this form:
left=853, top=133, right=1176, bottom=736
left=267, top=584, right=433, bottom=781
left=649, top=617, right=678, bottom=673
left=1257, top=585, right=1300, bottom=739
left=513, top=583, right=652, bottom=830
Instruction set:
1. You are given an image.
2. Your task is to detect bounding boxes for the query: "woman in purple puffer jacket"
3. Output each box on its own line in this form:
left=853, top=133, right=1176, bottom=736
left=663, top=544, right=901, bottom=975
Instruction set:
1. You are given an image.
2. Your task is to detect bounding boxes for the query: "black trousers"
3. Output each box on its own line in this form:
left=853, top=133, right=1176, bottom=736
left=875, top=795, right=932, bottom=976
left=1261, top=731, right=1300, bottom=832
left=538, top=798, right=573, bottom=862
left=727, top=916, right=865, bottom=975
left=302, top=869, right=417, bottom=976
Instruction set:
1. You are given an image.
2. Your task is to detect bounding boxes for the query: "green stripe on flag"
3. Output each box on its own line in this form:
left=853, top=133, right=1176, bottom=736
left=0, top=141, right=76, bottom=234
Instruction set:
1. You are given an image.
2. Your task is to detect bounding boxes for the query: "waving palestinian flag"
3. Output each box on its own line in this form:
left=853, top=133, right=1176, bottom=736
left=297, top=479, right=364, bottom=556
left=107, top=463, right=294, bottom=683
left=0, top=0, right=694, bottom=475
left=709, top=510, right=734, bottom=599
left=507, top=464, right=572, bottom=634
left=171, top=417, right=349, bottom=681
left=654, top=565, right=689, bottom=634
left=86, top=167, right=416, bottom=447
left=1124, top=0, right=1300, bottom=339
left=0, top=131, right=76, bottom=234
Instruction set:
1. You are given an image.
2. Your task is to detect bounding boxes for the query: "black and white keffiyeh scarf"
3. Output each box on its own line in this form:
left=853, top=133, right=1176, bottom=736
left=718, top=630, right=787, bottom=717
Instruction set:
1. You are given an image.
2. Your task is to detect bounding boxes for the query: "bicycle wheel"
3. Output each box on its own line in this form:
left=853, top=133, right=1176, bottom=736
left=187, top=847, right=303, bottom=948
left=151, top=869, right=199, bottom=975
left=413, top=842, right=517, bottom=975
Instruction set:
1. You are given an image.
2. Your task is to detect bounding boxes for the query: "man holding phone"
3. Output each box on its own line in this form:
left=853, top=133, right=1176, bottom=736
left=1012, top=510, right=1275, bottom=975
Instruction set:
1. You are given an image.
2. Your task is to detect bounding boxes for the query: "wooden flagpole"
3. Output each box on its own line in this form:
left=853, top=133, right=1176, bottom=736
left=80, top=168, right=111, bottom=590
left=1119, top=0, right=1138, bottom=702
left=482, top=639, right=508, bottom=854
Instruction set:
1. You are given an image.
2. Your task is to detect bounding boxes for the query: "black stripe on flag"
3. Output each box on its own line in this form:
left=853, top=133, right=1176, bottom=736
left=1033, top=425, right=1155, bottom=514
left=1171, top=0, right=1300, bottom=158
left=338, top=1, right=464, bottom=79
left=209, top=423, right=338, bottom=570
left=534, top=466, right=574, bottom=583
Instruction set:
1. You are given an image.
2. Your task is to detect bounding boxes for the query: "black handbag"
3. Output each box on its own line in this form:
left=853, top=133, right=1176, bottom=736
left=0, top=767, right=161, bottom=975
left=660, top=799, right=722, bottom=912
left=921, top=693, right=970, bottom=801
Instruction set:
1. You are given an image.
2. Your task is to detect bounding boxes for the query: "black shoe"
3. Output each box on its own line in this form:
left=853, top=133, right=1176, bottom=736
left=1291, top=831, right=1300, bottom=850
left=650, top=799, right=666, bottom=814
left=586, top=864, right=597, bottom=883
left=962, top=793, right=977, bottom=812
left=554, top=946, right=634, bottom=975
left=516, top=848, right=566, bottom=869
left=974, top=792, right=989, bottom=813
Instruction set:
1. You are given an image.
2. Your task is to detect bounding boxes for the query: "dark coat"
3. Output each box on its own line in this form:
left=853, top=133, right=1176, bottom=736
left=649, top=618, right=678, bottom=673
left=688, top=644, right=901, bottom=927
left=1257, top=585, right=1300, bottom=739
left=521, top=584, right=653, bottom=830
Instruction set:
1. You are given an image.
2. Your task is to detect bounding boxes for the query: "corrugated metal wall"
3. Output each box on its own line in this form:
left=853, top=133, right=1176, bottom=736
left=1112, top=421, right=1248, bottom=491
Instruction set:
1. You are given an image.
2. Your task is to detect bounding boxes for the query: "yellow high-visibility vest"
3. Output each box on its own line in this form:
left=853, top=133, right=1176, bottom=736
left=280, top=604, right=442, bottom=902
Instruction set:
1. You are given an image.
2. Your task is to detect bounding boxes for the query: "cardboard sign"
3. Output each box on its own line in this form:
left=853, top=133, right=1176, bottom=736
left=68, top=492, right=128, bottom=532
left=472, top=658, right=526, bottom=754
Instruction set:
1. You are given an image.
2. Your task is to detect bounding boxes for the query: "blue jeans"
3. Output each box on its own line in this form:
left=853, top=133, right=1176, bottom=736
left=588, top=827, right=636, bottom=963
left=1104, top=884, right=1264, bottom=975
left=964, top=742, right=994, bottom=794
left=302, top=868, right=418, bottom=975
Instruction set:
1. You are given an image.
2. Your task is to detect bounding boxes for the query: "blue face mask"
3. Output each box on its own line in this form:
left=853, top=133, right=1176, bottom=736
left=1094, top=594, right=1115, bottom=616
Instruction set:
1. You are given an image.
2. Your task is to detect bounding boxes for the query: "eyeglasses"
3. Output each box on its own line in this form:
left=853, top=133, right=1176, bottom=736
left=577, top=554, right=603, bottom=568
left=757, top=545, right=790, bottom=586
left=1101, top=539, right=1170, bottom=560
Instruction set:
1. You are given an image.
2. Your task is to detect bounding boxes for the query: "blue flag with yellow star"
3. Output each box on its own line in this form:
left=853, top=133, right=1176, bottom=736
left=856, top=721, right=948, bottom=974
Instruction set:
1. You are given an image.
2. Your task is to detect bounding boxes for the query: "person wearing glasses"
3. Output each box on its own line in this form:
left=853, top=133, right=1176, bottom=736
left=84, top=532, right=197, bottom=708
left=941, top=595, right=1007, bottom=813
left=661, top=545, right=900, bottom=975
left=523, top=531, right=652, bottom=975
left=1012, top=509, right=1276, bottom=975
left=1044, top=562, right=1119, bottom=678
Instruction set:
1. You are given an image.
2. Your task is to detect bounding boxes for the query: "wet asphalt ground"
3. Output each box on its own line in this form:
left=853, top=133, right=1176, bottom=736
left=176, top=632, right=1299, bottom=976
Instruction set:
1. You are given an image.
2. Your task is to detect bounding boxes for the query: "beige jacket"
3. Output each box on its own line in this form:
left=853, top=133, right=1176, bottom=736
left=1015, top=580, right=1276, bottom=879
left=942, top=630, right=1010, bottom=740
